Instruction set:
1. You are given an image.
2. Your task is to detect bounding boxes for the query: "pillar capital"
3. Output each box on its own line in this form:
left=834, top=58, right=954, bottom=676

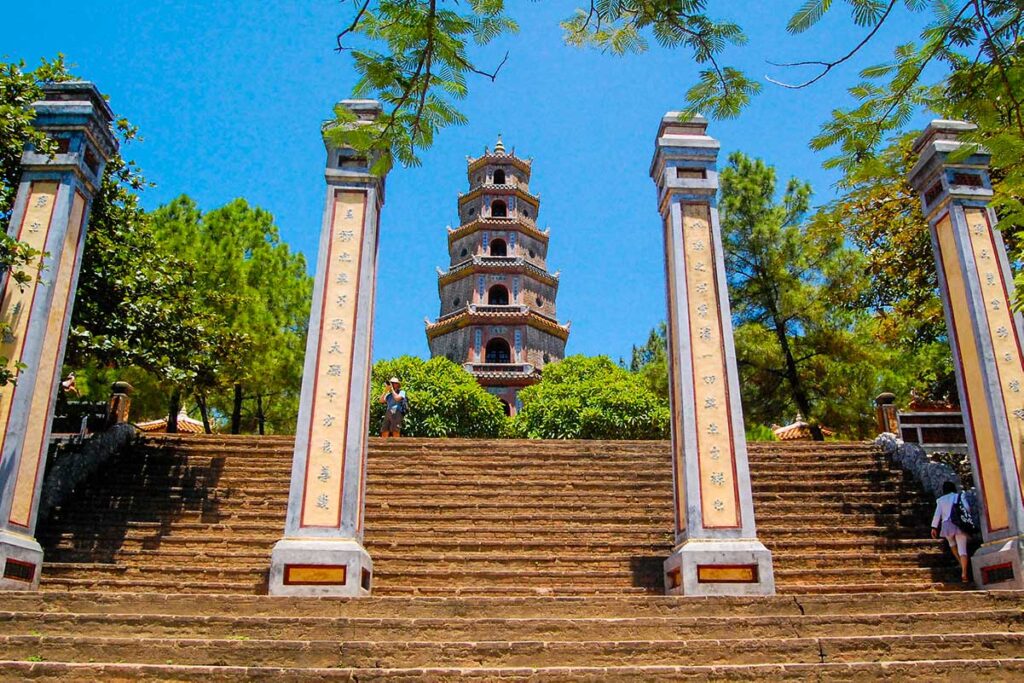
left=323, top=99, right=385, bottom=200
left=650, top=113, right=720, bottom=211
left=21, top=82, right=118, bottom=195
left=908, top=119, right=992, bottom=221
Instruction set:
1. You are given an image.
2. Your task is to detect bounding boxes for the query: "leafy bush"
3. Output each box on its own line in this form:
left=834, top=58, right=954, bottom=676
left=369, top=356, right=506, bottom=437
left=745, top=424, right=777, bottom=442
left=512, top=355, right=669, bottom=440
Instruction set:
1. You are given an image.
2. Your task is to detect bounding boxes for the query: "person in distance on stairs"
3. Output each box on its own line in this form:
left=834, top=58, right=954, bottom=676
left=930, top=481, right=971, bottom=584
left=379, top=377, right=409, bottom=438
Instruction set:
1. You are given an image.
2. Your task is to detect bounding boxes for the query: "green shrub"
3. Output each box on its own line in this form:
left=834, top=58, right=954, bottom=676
left=369, top=356, right=506, bottom=437
left=513, top=355, right=669, bottom=440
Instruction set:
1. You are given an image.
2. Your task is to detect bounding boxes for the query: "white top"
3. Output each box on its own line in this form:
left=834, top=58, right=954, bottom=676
left=932, top=491, right=968, bottom=529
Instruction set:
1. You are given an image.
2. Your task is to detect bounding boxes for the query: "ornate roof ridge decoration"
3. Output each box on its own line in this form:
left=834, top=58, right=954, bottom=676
left=448, top=217, right=549, bottom=243
left=466, top=134, right=533, bottom=175
left=425, top=307, right=570, bottom=341
left=437, top=256, right=560, bottom=286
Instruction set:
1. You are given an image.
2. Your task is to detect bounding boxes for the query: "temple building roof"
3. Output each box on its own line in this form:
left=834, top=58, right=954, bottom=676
left=772, top=414, right=835, bottom=441
left=136, top=409, right=207, bottom=434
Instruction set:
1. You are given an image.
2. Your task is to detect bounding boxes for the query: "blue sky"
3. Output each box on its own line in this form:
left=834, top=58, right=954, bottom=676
left=3, top=1, right=933, bottom=363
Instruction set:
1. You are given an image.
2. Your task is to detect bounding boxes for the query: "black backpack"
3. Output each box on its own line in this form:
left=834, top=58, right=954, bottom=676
left=951, top=492, right=978, bottom=534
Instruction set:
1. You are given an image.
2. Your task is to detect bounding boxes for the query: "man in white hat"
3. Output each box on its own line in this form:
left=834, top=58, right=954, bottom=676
left=378, top=376, right=408, bottom=438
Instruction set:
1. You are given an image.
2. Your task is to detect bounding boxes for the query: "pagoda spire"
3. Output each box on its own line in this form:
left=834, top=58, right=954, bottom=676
left=494, top=134, right=505, bottom=154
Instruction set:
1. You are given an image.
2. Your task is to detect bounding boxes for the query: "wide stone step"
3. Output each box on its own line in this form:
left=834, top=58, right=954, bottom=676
left=0, top=632, right=1018, bottom=668
left=5, top=658, right=1023, bottom=681
left=12, top=590, right=1019, bottom=618
left=4, top=607, right=1020, bottom=642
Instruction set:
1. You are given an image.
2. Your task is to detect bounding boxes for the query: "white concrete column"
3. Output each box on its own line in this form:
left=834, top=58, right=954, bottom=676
left=0, top=82, right=117, bottom=590
left=650, top=114, right=774, bottom=596
left=269, top=100, right=387, bottom=596
left=909, top=120, right=1024, bottom=588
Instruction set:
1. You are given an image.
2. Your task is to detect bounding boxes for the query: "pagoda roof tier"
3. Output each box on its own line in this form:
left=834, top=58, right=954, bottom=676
left=464, top=363, right=541, bottom=385
left=448, top=217, right=549, bottom=244
left=426, top=305, right=570, bottom=341
left=466, top=138, right=532, bottom=176
left=457, top=184, right=540, bottom=210
left=438, top=256, right=560, bottom=287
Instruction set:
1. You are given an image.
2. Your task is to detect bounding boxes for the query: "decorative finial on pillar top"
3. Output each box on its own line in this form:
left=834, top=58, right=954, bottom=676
left=494, top=134, right=505, bottom=154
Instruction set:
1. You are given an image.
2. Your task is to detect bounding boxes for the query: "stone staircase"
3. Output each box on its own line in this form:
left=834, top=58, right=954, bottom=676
left=34, top=436, right=958, bottom=595
left=0, top=435, right=1016, bottom=679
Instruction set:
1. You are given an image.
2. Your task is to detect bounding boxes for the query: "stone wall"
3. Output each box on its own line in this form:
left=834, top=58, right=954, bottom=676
left=524, top=326, right=566, bottom=368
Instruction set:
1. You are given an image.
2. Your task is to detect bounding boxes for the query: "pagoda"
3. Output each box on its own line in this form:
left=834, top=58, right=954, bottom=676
left=426, top=136, right=569, bottom=414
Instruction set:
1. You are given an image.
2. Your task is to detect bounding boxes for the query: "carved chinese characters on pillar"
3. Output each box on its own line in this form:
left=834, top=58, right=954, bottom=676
left=681, top=203, right=740, bottom=528
left=934, top=213, right=1010, bottom=531
left=9, top=192, right=88, bottom=527
left=965, top=208, right=1024, bottom=496
left=0, top=182, right=58, bottom=450
left=301, top=190, right=366, bottom=527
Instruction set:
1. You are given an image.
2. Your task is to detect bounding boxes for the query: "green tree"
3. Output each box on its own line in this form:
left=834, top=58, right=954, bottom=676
left=629, top=321, right=669, bottom=398
left=149, top=196, right=313, bottom=434
left=369, top=356, right=506, bottom=437
left=720, top=151, right=893, bottom=437
left=512, top=355, right=669, bottom=440
left=1, top=56, right=240, bottom=415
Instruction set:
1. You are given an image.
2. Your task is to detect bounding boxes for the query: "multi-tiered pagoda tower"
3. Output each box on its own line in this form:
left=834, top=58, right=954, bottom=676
left=426, top=137, right=569, bottom=414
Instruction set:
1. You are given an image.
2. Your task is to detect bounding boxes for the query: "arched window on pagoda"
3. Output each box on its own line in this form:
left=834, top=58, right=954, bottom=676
left=485, top=338, right=512, bottom=364
left=491, top=199, right=507, bottom=217
left=487, top=284, right=509, bottom=305
left=493, top=169, right=506, bottom=184
left=489, top=239, right=507, bottom=257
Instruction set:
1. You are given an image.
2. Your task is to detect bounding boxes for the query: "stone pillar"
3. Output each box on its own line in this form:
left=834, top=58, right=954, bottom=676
left=909, top=120, right=1024, bottom=588
left=0, top=82, right=117, bottom=590
left=650, top=113, right=774, bottom=596
left=269, top=100, right=387, bottom=596
left=106, top=381, right=134, bottom=427
left=875, top=392, right=899, bottom=435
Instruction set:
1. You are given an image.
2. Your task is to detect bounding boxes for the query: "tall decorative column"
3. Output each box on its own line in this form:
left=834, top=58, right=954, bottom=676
left=909, top=120, right=1024, bottom=588
left=269, top=100, right=387, bottom=596
left=650, top=113, right=774, bottom=596
left=0, top=82, right=117, bottom=590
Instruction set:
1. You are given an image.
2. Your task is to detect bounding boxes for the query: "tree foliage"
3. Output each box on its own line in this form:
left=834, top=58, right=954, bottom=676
left=148, top=196, right=313, bottom=434
left=512, top=355, right=669, bottom=440
left=369, top=355, right=506, bottom=437
left=719, top=151, right=908, bottom=437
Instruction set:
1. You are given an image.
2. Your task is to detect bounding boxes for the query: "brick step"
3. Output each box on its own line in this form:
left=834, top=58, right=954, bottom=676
left=0, top=632, right=1018, bottom=668
left=41, top=508, right=926, bottom=529
left=3, top=608, right=1020, bottom=643
left=13, top=590, right=1017, bottom=618
left=40, top=531, right=929, bottom=552
left=38, top=578, right=266, bottom=594
left=5, top=658, right=1023, bottom=681
left=39, top=562, right=958, bottom=593
left=41, top=547, right=951, bottom=573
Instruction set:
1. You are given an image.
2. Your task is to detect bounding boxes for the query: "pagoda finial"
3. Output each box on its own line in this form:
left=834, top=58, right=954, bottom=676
left=494, top=134, right=505, bottom=154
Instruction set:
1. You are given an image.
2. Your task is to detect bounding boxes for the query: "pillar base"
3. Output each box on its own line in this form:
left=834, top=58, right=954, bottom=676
left=0, top=530, right=44, bottom=591
left=268, top=538, right=372, bottom=597
left=663, top=539, right=775, bottom=596
left=972, top=536, right=1024, bottom=589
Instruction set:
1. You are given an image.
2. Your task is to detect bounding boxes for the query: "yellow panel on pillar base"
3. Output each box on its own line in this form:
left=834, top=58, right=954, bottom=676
left=664, top=540, right=775, bottom=597
left=269, top=538, right=371, bottom=597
